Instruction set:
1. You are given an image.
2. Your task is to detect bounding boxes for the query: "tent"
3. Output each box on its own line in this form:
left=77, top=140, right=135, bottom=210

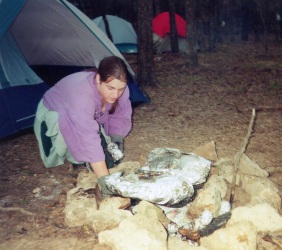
left=93, top=15, right=137, bottom=53
left=153, top=33, right=190, bottom=54
left=152, top=12, right=189, bottom=54
left=0, top=0, right=149, bottom=139
left=152, top=12, right=187, bottom=38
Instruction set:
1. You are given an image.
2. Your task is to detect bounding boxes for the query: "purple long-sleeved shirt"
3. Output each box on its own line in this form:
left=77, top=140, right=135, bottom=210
left=43, top=71, right=132, bottom=163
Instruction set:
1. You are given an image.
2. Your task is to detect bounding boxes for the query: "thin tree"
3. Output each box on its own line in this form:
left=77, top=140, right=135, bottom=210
left=167, top=0, right=179, bottom=53
left=255, top=0, right=268, bottom=54
left=183, top=0, right=199, bottom=67
left=153, top=0, right=161, bottom=16
left=208, top=0, right=217, bottom=51
left=137, top=0, right=158, bottom=87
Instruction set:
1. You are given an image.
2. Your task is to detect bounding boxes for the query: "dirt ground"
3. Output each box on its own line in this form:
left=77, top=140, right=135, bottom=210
left=0, top=39, right=281, bottom=249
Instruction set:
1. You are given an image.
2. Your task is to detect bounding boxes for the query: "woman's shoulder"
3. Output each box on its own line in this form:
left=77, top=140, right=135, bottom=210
left=64, top=71, right=95, bottom=80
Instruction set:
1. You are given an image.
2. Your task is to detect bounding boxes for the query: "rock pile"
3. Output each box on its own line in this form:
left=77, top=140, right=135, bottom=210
left=64, top=142, right=282, bottom=249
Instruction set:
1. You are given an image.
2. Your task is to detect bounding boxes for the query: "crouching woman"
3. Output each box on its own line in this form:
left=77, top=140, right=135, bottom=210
left=34, top=56, right=132, bottom=198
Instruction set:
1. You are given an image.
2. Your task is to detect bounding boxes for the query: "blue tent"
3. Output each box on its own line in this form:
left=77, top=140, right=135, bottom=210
left=0, top=0, right=149, bottom=139
left=93, top=15, right=138, bottom=54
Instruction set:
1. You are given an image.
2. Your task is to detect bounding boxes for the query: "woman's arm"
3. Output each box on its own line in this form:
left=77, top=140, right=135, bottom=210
left=90, top=161, right=109, bottom=178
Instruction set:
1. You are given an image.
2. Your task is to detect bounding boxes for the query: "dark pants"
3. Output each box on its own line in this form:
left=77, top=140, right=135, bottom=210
left=100, top=129, right=116, bottom=169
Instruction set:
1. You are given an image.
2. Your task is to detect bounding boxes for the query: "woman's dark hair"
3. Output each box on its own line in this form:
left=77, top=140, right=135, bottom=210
left=97, top=56, right=128, bottom=84
left=97, top=56, right=129, bottom=114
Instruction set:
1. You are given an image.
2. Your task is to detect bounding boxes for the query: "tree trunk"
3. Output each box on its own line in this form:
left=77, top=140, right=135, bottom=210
left=208, top=0, right=217, bottom=51
left=102, top=15, right=113, bottom=42
left=255, top=0, right=268, bottom=54
left=153, top=0, right=161, bottom=16
left=184, top=0, right=199, bottom=67
left=137, top=0, right=158, bottom=87
left=167, top=0, right=179, bottom=53
left=227, top=0, right=236, bottom=42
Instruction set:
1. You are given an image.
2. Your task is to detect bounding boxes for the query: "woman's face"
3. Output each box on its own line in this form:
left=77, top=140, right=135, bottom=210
left=96, top=74, right=126, bottom=104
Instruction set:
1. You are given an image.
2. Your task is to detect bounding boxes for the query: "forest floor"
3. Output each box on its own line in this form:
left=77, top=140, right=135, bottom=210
left=0, top=38, right=281, bottom=249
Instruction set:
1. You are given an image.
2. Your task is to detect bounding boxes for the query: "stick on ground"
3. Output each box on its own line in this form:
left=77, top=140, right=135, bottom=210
left=0, top=206, right=35, bottom=216
left=229, top=108, right=256, bottom=205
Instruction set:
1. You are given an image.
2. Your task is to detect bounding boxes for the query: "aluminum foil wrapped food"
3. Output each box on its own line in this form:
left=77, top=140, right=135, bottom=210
left=105, top=148, right=212, bottom=206
left=107, top=142, right=124, bottom=162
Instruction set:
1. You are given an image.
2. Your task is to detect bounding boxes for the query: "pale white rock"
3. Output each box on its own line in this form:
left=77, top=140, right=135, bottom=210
left=167, top=223, right=179, bottom=235
left=32, top=187, right=41, bottom=194
left=214, top=154, right=268, bottom=184
left=227, top=203, right=282, bottom=232
left=89, top=209, right=133, bottom=234
left=188, top=188, right=222, bottom=218
left=76, top=171, right=97, bottom=190
left=199, top=209, right=213, bottom=226
left=168, top=235, right=209, bottom=250
left=241, top=174, right=281, bottom=210
left=192, top=140, right=218, bottom=162
left=64, top=201, right=98, bottom=227
left=64, top=187, right=98, bottom=227
left=194, top=209, right=214, bottom=230
left=99, top=196, right=131, bottom=211
left=159, top=205, right=193, bottom=228
left=204, top=175, right=227, bottom=199
left=201, top=220, right=257, bottom=250
left=238, top=154, right=269, bottom=177
left=98, top=214, right=167, bottom=250
left=219, top=200, right=231, bottom=215
left=136, top=200, right=171, bottom=227
left=214, top=158, right=240, bottom=184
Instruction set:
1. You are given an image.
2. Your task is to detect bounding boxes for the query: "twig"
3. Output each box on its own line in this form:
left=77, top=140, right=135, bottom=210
left=0, top=206, right=36, bottom=216
left=229, top=109, right=256, bottom=205
left=237, top=106, right=282, bottom=113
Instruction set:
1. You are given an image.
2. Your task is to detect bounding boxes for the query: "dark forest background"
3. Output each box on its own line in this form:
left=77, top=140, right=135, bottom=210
left=67, top=0, right=282, bottom=86
left=68, top=0, right=282, bottom=42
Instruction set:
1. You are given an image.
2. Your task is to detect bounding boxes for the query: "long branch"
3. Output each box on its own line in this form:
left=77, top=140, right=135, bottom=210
left=229, top=108, right=256, bottom=204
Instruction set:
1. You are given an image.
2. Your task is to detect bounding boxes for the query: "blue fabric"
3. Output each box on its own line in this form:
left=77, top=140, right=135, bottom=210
left=0, top=0, right=26, bottom=40
left=127, top=74, right=150, bottom=106
left=0, top=82, right=50, bottom=138
left=115, top=43, right=137, bottom=54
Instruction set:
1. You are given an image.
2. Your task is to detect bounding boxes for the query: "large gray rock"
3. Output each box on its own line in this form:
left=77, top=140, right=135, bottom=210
left=227, top=203, right=282, bottom=232
left=168, top=235, right=209, bottom=250
left=214, top=154, right=268, bottom=184
left=201, top=220, right=257, bottom=250
left=76, top=170, right=97, bottom=190
left=99, top=196, right=131, bottom=211
left=241, top=174, right=281, bottom=210
left=192, top=141, right=218, bottom=162
left=188, top=187, right=222, bottom=218
left=203, top=175, right=227, bottom=199
left=135, top=200, right=171, bottom=228
left=98, top=214, right=168, bottom=250
left=64, top=187, right=98, bottom=227
left=89, top=209, right=132, bottom=234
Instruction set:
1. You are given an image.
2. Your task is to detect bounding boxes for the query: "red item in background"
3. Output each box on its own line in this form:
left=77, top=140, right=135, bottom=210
left=152, top=12, right=187, bottom=38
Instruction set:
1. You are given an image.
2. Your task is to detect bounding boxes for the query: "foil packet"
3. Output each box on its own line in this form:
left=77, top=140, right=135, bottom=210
left=105, top=148, right=212, bottom=206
